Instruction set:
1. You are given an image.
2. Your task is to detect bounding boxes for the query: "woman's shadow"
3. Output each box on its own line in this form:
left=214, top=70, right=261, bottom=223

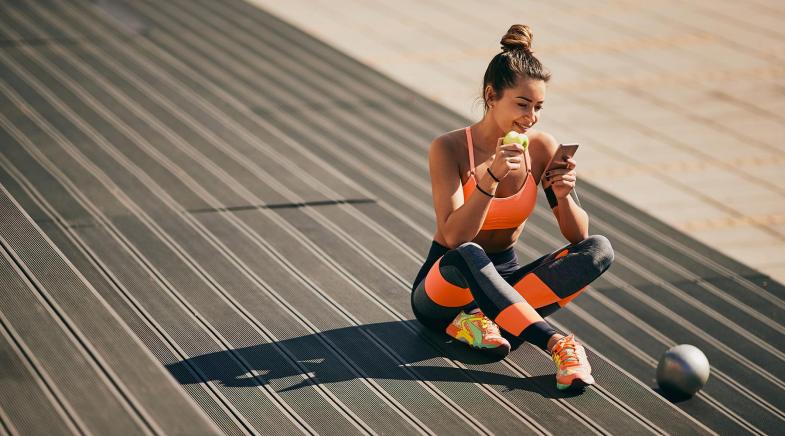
left=165, top=320, right=580, bottom=399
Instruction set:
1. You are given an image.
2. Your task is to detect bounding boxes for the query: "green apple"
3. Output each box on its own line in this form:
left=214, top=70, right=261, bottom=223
left=502, top=130, right=529, bottom=149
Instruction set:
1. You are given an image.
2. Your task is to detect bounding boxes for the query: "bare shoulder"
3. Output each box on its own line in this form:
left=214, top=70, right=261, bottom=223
left=527, top=130, right=559, bottom=161
left=429, top=128, right=466, bottom=167
left=431, top=128, right=465, bottom=150
left=526, top=129, right=560, bottom=183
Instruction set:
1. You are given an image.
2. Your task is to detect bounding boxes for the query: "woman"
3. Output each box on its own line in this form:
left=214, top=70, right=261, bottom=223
left=410, top=24, right=614, bottom=391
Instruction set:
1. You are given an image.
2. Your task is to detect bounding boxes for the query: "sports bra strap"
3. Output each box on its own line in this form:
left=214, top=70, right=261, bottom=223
left=465, top=127, right=475, bottom=174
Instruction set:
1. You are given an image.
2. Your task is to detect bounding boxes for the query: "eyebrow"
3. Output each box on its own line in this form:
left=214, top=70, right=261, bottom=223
left=516, top=96, right=544, bottom=103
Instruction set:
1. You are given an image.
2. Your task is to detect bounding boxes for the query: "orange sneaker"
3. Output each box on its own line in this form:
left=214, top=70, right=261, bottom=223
left=551, top=334, right=595, bottom=390
left=445, top=310, right=511, bottom=357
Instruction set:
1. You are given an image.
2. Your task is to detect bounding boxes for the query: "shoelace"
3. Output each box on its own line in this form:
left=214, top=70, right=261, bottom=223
left=554, top=338, right=581, bottom=368
left=474, top=313, right=500, bottom=336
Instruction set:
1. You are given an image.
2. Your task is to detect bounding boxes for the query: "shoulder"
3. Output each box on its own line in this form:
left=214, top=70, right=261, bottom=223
left=428, top=128, right=465, bottom=162
left=430, top=128, right=465, bottom=150
left=526, top=129, right=559, bottom=163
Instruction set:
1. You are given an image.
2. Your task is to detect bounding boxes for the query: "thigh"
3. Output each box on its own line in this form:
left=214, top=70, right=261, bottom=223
left=502, top=245, right=568, bottom=285
left=504, top=236, right=614, bottom=307
left=503, top=243, right=578, bottom=308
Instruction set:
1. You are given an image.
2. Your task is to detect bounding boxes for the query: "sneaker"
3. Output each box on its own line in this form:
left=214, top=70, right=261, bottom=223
left=551, top=334, right=595, bottom=390
left=445, top=310, right=511, bottom=356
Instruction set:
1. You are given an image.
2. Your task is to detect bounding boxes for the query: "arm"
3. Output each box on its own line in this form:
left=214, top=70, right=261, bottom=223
left=553, top=189, right=589, bottom=244
left=540, top=135, right=589, bottom=244
left=429, top=138, right=498, bottom=248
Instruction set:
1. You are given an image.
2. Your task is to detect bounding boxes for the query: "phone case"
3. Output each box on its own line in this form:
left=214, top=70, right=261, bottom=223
left=546, top=144, right=579, bottom=171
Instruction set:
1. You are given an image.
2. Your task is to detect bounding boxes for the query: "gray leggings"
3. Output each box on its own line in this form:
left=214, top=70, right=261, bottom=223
left=411, top=235, right=614, bottom=350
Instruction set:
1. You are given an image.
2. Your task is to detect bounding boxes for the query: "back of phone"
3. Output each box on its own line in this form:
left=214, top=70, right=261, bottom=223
left=546, top=144, right=579, bottom=171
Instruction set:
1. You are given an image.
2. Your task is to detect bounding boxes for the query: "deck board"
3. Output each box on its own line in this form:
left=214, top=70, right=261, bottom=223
left=0, top=0, right=782, bottom=434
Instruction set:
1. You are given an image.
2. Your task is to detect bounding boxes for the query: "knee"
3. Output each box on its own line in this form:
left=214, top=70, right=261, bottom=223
left=411, top=279, right=465, bottom=330
left=454, top=241, right=484, bottom=254
left=442, top=241, right=485, bottom=270
left=585, top=235, right=614, bottom=273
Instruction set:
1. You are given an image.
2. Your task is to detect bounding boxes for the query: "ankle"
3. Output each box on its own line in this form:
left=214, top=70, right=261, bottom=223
left=547, top=334, right=565, bottom=353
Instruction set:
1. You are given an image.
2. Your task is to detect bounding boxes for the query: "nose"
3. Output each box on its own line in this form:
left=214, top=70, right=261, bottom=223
left=523, top=108, right=537, bottom=126
left=521, top=108, right=536, bottom=125
left=520, top=114, right=535, bottom=127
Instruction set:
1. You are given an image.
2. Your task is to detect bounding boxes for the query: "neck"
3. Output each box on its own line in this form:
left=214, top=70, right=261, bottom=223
left=471, top=116, right=505, bottom=154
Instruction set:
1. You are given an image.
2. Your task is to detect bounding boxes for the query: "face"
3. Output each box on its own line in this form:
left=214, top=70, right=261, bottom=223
left=486, top=77, right=546, bottom=134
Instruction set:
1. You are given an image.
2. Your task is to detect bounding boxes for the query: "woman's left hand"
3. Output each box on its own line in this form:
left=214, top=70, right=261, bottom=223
left=545, top=157, right=577, bottom=200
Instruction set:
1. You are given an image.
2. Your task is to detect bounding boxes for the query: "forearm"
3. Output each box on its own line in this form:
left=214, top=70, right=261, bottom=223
left=556, top=194, right=589, bottom=244
left=442, top=174, right=497, bottom=247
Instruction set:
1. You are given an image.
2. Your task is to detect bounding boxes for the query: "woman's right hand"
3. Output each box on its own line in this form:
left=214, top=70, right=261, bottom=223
left=489, top=137, right=524, bottom=180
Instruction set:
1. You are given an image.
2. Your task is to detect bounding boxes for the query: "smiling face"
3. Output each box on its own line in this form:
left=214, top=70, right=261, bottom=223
left=485, top=76, right=546, bottom=135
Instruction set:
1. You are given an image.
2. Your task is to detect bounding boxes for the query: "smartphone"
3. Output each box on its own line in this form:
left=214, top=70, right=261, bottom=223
left=545, top=143, right=580, bottom=172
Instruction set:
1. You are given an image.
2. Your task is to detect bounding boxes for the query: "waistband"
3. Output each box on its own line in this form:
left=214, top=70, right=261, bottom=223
left=430, top=240, right=517, bottom=265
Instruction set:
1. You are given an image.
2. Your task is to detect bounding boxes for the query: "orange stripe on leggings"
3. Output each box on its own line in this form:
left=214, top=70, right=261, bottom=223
left=424, top=258, right=474, bottom=307
left=512, top=273, right=561, bottom=309
left=558, top=287, right=586, bottom=307
left=494, top=302, right=543, bottom=336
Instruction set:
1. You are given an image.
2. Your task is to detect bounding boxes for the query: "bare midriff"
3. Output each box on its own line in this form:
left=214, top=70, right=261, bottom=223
left=433, top=225, right=524, bottom=254
left=474, top=226, right=525, bottom=252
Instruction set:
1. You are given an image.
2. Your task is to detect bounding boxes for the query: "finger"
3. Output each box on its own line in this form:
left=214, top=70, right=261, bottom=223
left=552, top=180, right=574, bottom=188
left=499, top=143, right=524, bottom=153
left=544, top=169, right=569, bottom=178
left=549, top=174, right=576, bottom=184
left=557, top=174, right=576, bottom=183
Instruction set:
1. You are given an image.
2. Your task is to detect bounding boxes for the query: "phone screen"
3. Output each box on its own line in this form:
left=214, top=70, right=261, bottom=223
left=546, top=144, right=579, bottom=171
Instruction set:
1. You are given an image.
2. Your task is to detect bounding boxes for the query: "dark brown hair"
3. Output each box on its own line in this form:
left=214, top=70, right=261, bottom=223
left=481, top=24, right=551, bottom=111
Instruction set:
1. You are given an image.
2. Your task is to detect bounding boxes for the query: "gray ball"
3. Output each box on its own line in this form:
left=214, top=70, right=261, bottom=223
left=656, top=344, right=710, bottom=396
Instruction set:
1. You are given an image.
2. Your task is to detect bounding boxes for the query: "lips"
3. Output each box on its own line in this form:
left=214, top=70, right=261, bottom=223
left=514, top=122, right=529, bottom=132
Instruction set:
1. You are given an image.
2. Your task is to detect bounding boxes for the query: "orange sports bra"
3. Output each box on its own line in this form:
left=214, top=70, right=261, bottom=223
left=462, top=127, right=537, bottom=230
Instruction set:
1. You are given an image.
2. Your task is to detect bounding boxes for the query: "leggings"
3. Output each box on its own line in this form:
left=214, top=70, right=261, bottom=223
left=411, top=235, right=614, bottom=350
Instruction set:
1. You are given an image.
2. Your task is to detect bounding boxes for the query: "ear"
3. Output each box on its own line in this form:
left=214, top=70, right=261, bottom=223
left=484, top=85, right=496, bottom=107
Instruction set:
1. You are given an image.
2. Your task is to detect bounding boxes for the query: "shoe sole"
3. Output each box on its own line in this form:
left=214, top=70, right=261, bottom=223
left=454, top=336, right=511, bottom=357
left=557, top=378, right=593, bottom=391
left=478, top=343, right=511, bottom=357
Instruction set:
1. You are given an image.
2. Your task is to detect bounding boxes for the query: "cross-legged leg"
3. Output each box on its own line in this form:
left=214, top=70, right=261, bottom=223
left=500, top=235, right=615, bottom=349
left=417, top=242, right=559, bottom=350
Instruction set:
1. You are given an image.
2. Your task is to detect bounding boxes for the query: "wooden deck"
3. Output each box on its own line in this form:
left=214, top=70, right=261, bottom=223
left=0, top=1, right=783, bottom=434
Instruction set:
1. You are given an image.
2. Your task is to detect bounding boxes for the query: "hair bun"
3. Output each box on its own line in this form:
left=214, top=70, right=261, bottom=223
left=500, top=24, right=534, bottom=54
